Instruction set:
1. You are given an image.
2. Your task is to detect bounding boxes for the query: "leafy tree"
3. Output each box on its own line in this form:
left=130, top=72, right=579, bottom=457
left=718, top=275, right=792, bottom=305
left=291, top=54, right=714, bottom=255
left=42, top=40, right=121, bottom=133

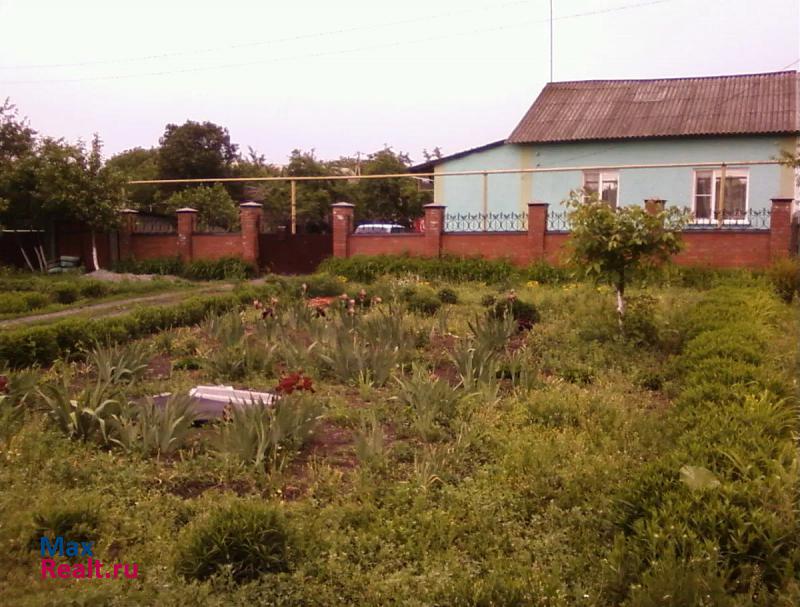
left=0, top=99, right=36, bottom=167
left=256, top=149, right=346, bottom=232
left=353, top=147, right=430, bottom=225
left=163, top=184, right=239, bottom=231
left=35, top=135, right=125, bottom=270
left=566, top=192, right=689, bottom=326
left=157, top=121, right=238, bottom=196
left=106, top=147, right=160, bottom=210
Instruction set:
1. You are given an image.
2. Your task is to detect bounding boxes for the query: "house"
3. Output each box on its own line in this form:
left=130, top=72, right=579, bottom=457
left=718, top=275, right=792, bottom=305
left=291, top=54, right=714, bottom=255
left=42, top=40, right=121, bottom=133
left=411, top=70, right=799, bottom=226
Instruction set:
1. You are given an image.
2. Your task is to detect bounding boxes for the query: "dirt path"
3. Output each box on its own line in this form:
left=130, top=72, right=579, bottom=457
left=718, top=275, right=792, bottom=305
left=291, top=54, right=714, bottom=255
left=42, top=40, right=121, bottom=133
left=0, top=284, right=235, bottom=329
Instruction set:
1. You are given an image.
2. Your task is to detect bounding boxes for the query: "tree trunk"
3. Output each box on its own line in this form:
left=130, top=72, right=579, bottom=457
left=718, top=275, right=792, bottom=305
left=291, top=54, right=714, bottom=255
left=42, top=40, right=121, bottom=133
left=90, top=230, right=100, bottom=271
left=616, top=276, right=626, bottom=332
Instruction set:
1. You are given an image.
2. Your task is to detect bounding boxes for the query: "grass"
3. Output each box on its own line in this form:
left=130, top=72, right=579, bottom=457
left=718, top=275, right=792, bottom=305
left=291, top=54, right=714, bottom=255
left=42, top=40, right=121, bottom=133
left=0, top=268, right=797, bottom=606
left=0, top=268, right=195, bottom=322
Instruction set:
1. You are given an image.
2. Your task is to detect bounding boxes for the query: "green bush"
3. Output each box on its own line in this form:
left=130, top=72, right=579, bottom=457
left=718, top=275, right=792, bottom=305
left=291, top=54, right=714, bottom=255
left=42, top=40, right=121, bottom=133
left=609, top=286, right=799, bottom=602
left=0, top=293, right=29, bottom=314
left=767, top=257, right=800, bottom=303
left=300, top=273, right=349, bottom=297
left=319, top=254, right=518, bottom=284
left=51, top=282, right=79, bottom=304
left=113, top=256, right=255, bottom=280
left=175, top=502, right=291, bottom=583
left=407, top=291, right=442, bottom=316
left=78, top=280, right=110, bottom=299
left=621, top=294, right=660, bottom=346
left=0, top=292, right=247, bottom=368
left=112, top=256, right=184, bottom=276
left=183, top=257, right=255, bottom=281
left=489, top=296, right=540, bottom=329
left=30, top=503, right=101, bottom=553
left=23, top=291, right=51, bottom=310
left=525, top=260, right=571, bottom=284
left=436, top=287, right=458, bottom=304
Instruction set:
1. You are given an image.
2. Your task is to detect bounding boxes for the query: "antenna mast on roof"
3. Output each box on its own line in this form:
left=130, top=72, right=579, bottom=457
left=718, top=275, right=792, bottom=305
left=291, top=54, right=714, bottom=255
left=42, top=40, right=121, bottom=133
left=549, top=0, right=554, bottom=82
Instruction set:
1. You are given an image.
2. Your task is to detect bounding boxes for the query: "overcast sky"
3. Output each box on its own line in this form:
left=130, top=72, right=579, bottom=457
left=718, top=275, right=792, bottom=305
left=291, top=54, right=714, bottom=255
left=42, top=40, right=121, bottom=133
left=1, top=0, right=798, bottom=165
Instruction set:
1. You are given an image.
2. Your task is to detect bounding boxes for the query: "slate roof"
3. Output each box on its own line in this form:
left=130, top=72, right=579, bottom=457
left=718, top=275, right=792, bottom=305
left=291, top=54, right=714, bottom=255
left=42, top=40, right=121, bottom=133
left=507, top=70, right=800, bottom=143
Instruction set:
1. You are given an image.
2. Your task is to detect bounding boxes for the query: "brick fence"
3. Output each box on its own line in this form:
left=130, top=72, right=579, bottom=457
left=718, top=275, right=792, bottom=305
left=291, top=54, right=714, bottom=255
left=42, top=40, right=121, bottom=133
left=119, top=203, right=264, bottom=265
left=332, top=198, right=797, bottom=268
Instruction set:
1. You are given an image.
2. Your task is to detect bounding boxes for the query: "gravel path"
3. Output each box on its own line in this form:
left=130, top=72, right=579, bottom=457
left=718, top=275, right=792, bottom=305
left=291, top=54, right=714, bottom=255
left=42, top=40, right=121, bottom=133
left=0, top=284, right=234, bottom=329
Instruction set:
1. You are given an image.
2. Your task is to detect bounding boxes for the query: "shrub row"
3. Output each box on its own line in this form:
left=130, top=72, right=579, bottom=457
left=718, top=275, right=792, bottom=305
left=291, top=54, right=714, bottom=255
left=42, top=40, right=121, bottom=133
left=0, top=292, right=250, bottom=368
left=608, top=286, right=799, bottom=604
left=0, top=277, right=175, bottom=315
left=112, top=256, right=256, bottom=280
left=318, top=253, right=781, bottom=290
left=319, top=254, right=520, bottom=284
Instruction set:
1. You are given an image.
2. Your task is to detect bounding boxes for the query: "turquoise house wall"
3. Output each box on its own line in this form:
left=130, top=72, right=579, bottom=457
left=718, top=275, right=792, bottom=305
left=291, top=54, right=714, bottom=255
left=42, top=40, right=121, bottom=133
left=434, top=136, right=794, bottom=215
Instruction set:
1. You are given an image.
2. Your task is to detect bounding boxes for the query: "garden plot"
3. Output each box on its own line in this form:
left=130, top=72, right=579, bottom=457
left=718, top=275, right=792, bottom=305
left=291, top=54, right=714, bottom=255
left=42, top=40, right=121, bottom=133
left=1, top=268, right=798, bottom=606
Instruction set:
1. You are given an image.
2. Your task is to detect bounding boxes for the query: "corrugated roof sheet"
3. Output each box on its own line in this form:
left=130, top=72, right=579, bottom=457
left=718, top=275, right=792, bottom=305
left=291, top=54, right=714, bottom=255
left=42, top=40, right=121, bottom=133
left=507, top=70, right=800, bottom=143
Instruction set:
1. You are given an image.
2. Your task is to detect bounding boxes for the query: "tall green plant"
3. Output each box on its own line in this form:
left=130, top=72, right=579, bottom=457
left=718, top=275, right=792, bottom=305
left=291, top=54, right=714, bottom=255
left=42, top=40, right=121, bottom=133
left=566, top=193, right=689, bottom=326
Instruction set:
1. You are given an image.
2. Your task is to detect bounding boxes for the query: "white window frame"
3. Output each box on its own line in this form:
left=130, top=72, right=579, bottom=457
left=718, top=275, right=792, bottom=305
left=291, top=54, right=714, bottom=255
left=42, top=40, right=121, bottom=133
left=691, top=168, right=749, bottom=225
left=582, top=169, right=620, bottom=207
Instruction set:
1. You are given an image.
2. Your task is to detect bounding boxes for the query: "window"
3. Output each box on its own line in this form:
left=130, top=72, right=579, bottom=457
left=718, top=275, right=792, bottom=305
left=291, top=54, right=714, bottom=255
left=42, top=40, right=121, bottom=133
left=693, top=169, right=749, bottom=223
left=583, top=170, right=619, bottom=207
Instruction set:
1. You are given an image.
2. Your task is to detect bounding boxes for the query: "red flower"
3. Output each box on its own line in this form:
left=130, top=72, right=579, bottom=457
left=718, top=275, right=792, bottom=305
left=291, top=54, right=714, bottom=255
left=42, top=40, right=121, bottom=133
left=275, top=372, right=315, bottom=394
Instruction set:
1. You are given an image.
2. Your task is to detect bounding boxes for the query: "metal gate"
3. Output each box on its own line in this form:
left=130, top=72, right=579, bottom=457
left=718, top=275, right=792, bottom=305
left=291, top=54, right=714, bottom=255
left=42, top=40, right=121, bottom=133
left=259, top=232, right=332, bottom=275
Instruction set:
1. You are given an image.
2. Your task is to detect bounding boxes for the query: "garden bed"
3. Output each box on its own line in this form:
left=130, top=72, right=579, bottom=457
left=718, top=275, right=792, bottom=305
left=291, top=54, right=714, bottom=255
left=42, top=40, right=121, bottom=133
left=0, top=267, right=797, bottom=606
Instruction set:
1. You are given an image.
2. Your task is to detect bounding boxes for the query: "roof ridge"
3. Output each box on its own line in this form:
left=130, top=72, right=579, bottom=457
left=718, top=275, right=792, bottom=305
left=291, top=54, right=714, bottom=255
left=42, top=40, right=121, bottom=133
left=547, top=70, right=798, bottom=86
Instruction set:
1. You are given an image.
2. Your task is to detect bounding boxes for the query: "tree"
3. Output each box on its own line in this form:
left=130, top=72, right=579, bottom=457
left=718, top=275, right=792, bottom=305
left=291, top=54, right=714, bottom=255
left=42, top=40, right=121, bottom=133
left=157, top=121, right=238, bottom=195
left=106, top=147, right=160, bottom=210
left=566, top=192, right=689, bottom=327
left=0, top=99, right=36, bottom=167
left=163, top=184, right=239, bottom=231
left=33, top=135, right=125, bottom=270
left=353, top=147, right=430, bottom=225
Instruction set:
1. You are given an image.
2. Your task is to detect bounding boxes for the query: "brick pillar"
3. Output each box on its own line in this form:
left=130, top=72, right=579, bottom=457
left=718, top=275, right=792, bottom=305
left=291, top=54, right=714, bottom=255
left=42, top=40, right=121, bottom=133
left=176, top=207, right=198, bottom=262
left=644, top=198, right=666, bottom=215
left=527, top=202, right=548, bottom=260
left=239, top=202, right=263, bottom=266
left=332, top=202, right=355, bottom=258
left=769, top=198, right=794, bottom=259
left=423, top=204, right=445, bottom=258
left=118, top=208, right=138, bottom=261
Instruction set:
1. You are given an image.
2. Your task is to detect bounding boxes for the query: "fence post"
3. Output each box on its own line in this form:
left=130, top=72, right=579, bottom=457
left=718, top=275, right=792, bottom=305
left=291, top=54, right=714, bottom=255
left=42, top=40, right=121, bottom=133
left=423, top=203, right=445, bottom=258
left=769, top=197, right=794, bottom=259
left=527, top=202, right=548, bottom=261
left=332, top=202, right=355, bottom=258
left=644, top=198, right=666, bottom=215
left=176, top=207, right=198, bottom=263
left=239, top=202, right=263, bottom=266
left=118, top=208, right=138, bottom=261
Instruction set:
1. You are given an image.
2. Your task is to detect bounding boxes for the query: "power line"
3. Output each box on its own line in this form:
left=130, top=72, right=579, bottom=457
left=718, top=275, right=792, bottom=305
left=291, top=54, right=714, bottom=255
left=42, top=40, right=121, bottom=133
left=1, top=0, right=673, bottom=85
left=0, top=0, right=534, bottom=71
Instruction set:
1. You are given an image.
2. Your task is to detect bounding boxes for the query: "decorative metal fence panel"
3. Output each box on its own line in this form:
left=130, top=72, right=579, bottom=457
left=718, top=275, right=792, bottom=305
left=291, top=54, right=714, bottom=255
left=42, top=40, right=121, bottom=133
left=444, top=212, right=527, bottom=232
left=547, top=211, right=572, bottom=232
left=133, top=216, right=176, bottom=234
left=685, top=208, right=771, bottom=230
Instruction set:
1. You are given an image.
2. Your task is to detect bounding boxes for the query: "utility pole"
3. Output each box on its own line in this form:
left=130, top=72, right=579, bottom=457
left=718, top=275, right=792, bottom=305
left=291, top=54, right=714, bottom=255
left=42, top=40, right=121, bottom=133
left=549, top=0, right=554, bottom=82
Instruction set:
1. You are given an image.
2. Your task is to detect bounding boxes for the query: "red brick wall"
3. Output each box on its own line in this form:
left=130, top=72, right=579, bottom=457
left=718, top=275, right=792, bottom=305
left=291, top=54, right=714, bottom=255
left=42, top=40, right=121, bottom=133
left=350, top=234, right=426, bottom=256
left=130, top=235, right=179, bottom=260
left=676, top=231, right=771, bottom=267
left=192, top=234, right=244, bottom=260
left=442, top=233, right=530, bottom=265
left=339, top=228, right=782, bottom=269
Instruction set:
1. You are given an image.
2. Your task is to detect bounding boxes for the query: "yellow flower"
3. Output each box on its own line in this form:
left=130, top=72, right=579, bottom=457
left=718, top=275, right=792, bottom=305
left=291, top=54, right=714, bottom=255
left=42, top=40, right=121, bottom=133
left=336, top=275, right=348, bottom=283
left=526, top=280, right=540, bottom=288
